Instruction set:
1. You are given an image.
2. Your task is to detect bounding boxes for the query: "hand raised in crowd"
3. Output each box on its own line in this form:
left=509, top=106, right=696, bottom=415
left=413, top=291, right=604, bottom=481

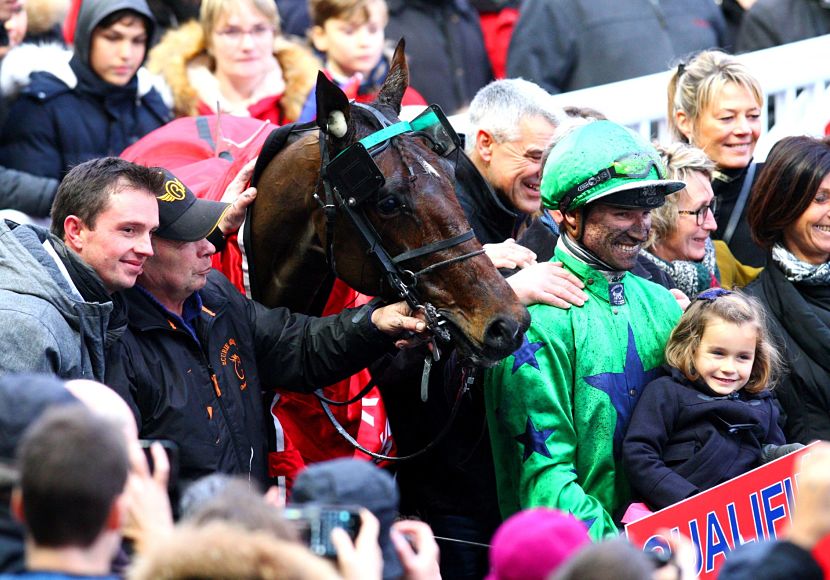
left=483, top=238, right=537, bottom=270
left=122, top=441, right=174, bottom=555
left=331, top=509, right=384, bottom=580
left=651, top=529, right=698, bottom=580
left=669, top=288, right=690, bottom=311
left=788, top=442, right=830, bottom=551
left=390, top=519, right=442, bottom=580
left=218, top=158, right=258, bottom=236
left=506, top=261, right=588, bottom=309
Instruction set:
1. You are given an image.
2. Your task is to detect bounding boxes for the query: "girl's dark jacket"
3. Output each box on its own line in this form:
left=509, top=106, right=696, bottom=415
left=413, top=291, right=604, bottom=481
left=622, top=366, right=785, bottom=510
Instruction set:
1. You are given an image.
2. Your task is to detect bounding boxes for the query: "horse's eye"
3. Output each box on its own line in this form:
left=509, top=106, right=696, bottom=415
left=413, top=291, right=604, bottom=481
left=376, top=195, right=402, bottom=215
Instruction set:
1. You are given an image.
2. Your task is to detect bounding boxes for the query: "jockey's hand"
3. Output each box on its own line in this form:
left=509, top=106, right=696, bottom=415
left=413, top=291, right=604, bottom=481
left=218, top=158, right=258, bottom=236
left=371, top=301, right=428, bottom=347
left=670, top=288, right=691, bottom=311
left=507, top=261, right=588, bottom=308
left=483, top=238, right=537, bottom=270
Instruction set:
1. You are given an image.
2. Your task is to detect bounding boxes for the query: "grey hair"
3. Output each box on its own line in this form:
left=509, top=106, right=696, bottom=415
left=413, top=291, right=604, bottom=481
left=540, top=117, right=596, bottom=173
left=466, top=78, right=564, bottom=152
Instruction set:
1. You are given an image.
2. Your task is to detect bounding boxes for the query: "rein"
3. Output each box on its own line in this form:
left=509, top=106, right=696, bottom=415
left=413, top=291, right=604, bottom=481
left=312, top=102, right=482, bottom=462
left=314, top=102, right=484, bottom=341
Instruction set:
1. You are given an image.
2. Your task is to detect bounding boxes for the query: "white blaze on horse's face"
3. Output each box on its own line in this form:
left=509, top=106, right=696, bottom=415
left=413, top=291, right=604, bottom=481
left=418, top=157, right=441, bottom=179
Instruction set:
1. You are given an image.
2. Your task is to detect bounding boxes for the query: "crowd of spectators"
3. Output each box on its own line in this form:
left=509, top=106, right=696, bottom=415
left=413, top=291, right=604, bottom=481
left=1, top=0, right=830, bottom=578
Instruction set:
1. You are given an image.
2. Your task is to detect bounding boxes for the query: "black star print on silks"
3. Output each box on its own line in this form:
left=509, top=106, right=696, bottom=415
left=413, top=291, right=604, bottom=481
left=514, top=416, right=555, bottom=462
left=584, top=324, right=661, bottom=458
left=511, top=335, right=544, bottom=374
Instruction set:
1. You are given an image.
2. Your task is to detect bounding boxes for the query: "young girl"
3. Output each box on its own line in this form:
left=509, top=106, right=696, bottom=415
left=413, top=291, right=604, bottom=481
left=622, top=288, right=793, bottom=510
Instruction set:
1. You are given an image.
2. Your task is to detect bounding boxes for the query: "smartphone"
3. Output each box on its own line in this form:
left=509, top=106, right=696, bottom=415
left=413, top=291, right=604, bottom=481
left=282, top=504, right=362, bottom=558
left=138, top=438, right=180, bottom=493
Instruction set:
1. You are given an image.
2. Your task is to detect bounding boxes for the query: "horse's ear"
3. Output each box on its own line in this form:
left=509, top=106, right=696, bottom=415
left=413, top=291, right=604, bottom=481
left=376, top=38, right=408, bottom=114
left=316, top=70, right=352, bottom=140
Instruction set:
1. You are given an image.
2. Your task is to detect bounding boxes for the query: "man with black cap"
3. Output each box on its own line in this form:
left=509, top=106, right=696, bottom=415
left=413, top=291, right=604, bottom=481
left=484, top=120, right=685, bottom=540
left=105, top=169, right=427, bottom=488
left=0, top=156, right=254, bottom=381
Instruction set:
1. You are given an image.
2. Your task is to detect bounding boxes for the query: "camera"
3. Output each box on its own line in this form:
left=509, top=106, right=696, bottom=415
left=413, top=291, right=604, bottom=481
left=138, top=438, right=180, bottom=492
left=283, top=504, right=362, bottom=558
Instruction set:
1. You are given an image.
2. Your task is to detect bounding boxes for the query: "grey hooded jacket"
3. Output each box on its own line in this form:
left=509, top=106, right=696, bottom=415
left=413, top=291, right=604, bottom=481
left=0, top=220, right=113, bottom=380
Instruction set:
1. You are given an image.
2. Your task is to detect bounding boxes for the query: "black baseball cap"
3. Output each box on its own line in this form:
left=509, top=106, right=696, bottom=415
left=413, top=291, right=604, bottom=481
left=154, top=169, right=230, bottom=242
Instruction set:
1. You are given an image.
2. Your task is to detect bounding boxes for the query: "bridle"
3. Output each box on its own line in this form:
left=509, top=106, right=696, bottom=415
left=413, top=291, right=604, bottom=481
left=312, top=102, right=482, bottom=461
left=314, top=102, right=484, bottom=341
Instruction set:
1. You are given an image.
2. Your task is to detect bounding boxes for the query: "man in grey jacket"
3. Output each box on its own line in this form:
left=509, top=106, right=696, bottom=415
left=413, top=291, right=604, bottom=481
left=0, top=157, right=162, bottom=380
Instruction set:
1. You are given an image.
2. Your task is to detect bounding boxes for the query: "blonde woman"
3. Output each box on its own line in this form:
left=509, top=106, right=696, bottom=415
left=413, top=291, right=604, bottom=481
left=147, top=0, right=319, bottom=124
left=668, top=50, right=765, bottom=267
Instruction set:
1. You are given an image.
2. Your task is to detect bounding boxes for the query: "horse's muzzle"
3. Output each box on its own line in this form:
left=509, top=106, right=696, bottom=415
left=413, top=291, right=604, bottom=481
left=479, top=309, right=530, bottom=364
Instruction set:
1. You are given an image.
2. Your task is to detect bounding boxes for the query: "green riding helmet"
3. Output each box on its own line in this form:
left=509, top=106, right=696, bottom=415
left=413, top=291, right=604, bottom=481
left=541, top=120, right=686, bottom=212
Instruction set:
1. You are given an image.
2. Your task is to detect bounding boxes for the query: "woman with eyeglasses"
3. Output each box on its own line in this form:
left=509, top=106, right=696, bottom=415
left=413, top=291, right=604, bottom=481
left=639, top=142, right=727, bottom=298
left=147, top=0, right=319, bottom=123
left=668, top=49, right=767, bottom=270
left=745, top=135, right=830, bottom=444
left=640, top=141, right=760, bottom=296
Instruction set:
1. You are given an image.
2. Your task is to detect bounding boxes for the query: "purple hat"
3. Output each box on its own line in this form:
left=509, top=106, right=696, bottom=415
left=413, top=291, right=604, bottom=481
left=486, top=508, right=591, bottom=580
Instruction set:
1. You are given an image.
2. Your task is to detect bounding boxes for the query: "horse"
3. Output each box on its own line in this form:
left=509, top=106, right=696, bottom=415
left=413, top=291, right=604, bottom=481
left=247, top=41, right=529, bottom=367
left=121, top=41, right=529, bottom=477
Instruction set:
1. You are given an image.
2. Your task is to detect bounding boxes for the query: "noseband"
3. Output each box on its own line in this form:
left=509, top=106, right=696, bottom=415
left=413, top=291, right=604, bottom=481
left=315, top=102, right=483, bottom=342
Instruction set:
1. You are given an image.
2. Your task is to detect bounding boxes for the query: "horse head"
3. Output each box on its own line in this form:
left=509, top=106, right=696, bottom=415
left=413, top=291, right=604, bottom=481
left=311, top=40, right=529, bottom=365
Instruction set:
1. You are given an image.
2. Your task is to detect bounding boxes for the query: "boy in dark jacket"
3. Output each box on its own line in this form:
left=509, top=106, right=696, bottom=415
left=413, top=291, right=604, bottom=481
left=0, top=0, right=171, bottom=181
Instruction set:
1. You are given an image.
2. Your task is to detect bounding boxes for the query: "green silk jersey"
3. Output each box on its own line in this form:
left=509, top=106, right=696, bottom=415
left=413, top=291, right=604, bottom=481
left=484, top=246, right=682, bottom=540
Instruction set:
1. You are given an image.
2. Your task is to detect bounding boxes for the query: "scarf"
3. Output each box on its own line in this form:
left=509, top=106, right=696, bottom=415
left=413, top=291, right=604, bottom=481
left=771, top=243, right=830, bottom=285
left=639, top=237, right=720, bottom=297
left=51, top=240, right=128, bottom=348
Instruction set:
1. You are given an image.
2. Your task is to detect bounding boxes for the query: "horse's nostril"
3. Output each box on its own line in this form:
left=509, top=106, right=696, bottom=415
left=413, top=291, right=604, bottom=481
left=483, top=316, right=520, bottom=352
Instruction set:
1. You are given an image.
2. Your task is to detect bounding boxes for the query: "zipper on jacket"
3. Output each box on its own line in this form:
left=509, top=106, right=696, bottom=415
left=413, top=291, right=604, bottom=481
left=208, top=365, right=222, bottom=398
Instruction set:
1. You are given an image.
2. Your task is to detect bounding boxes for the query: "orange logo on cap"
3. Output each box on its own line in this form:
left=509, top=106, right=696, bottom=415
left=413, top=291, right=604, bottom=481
left=157, top=178, right=187, bottom=202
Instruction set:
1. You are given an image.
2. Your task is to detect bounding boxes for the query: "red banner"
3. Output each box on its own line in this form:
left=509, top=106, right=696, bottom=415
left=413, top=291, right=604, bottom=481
left=625, top=443, right=819, bottom=579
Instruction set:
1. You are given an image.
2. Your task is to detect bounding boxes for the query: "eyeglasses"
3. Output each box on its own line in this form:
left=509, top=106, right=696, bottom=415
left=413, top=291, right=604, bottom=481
left=214, top=24, right=275, bottom=43
left=677, top=198, right=718, bottom=226
left=559, top=152, right=665, bottom=210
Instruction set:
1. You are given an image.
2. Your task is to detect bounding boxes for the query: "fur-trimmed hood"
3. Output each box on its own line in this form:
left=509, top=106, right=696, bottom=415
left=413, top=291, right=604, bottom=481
left=147, top=20, right=320, bottom=122
left=25, top=0, right=70, bottom=37
left=0, top=42, right=173, bottom=105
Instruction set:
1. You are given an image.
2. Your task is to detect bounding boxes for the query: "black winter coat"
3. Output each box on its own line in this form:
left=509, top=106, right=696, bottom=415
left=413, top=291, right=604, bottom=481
left=622, top=367, right=785, bottom=510
left=745, top=260, right=830, bottom=443
left=0, top=66, right=170, bottom=180
left=384, top=0, right=493, bottom=114
left=106, top=271, right=391, bottom=485
left=711, top=162, right=766, bottom=268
